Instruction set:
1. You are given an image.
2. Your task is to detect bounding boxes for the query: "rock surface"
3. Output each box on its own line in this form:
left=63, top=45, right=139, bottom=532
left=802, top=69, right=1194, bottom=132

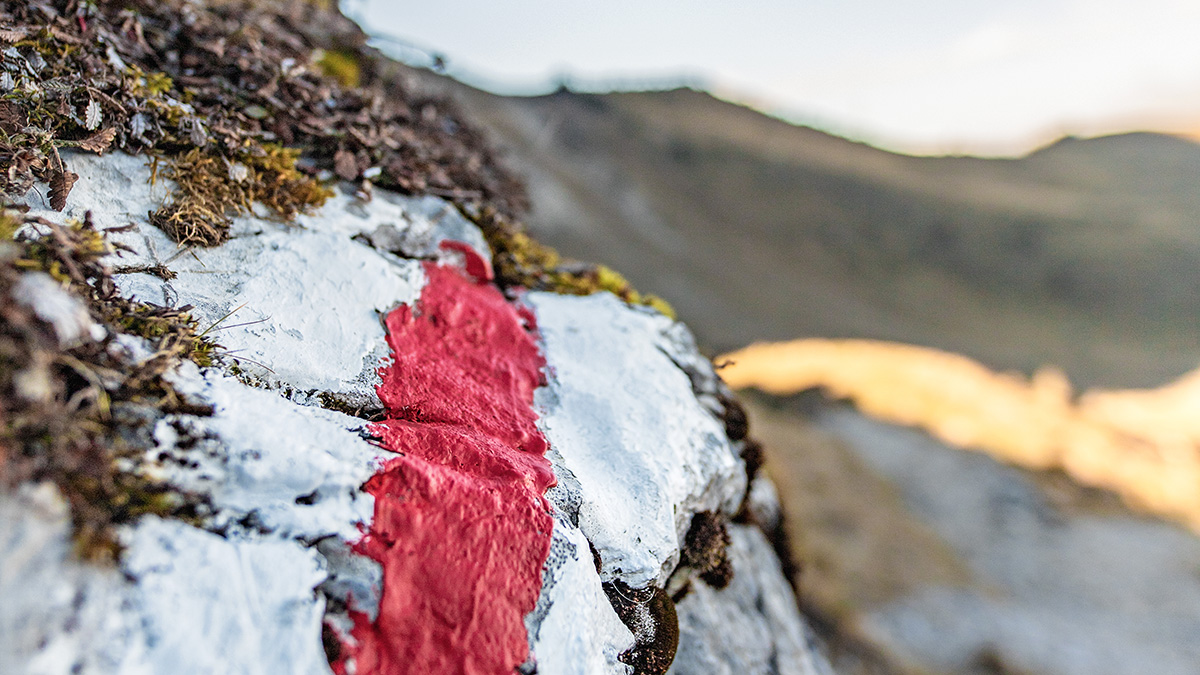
left=2, top=151, right=831, bottom=674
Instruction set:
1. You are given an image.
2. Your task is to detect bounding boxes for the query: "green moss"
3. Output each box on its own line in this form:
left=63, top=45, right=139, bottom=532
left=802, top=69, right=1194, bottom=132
left=0, top=209, right=23, bottom=241
left=150, top=146, right=332, bottom=246
left=474, top=207, right=677, bottom=318
left=125, top=66, right=175, bottom=98
left=316, top=49, right=362, bottom=89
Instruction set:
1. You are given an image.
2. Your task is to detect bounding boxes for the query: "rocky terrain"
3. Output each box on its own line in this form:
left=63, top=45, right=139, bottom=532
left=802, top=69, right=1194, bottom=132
left=748, top=393, right=1200, bottom=675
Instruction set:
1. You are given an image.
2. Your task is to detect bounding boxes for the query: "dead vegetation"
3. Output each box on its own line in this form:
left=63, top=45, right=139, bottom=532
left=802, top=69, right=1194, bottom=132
left=0, top=0, right=670, bottom=310
left=1, top=206, right=212, bottom=560
left=475, top=205, right=675, bottom=316
left=0, top=0, right=523, bottom=243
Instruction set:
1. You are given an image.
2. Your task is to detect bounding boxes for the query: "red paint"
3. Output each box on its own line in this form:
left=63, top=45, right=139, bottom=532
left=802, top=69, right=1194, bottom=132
left=439, top=239, right=494, bottom=283
left=341, top=262, right=554, bottom=675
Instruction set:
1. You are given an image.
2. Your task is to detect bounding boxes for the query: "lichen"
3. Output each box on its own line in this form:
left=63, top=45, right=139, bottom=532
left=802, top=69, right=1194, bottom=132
left=679, top=511, right=734, bottom=590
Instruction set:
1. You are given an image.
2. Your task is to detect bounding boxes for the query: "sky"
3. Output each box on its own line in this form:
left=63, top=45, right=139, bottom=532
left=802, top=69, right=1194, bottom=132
left=341, top=0, right=1200, bottom=156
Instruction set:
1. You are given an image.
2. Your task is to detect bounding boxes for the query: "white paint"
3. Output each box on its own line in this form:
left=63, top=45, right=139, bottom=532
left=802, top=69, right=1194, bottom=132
left=529, top=291, right=745, bottom=588
left=669, top=524, right=834, bottom=675
left=116, top=517, right=332, bottom=675
left=12, top=271, right=105, bottom=346
left=527, top=509, right=636, bottom=675
left=0, top=363, right=392, bottom=675
left=18, top=151, right=495, bottom=409
left=157, top=364, right=394, bottom=543
left=0, top=490, right=333, bottom=675
left=0, top=485, right=141, bottom=675
left=303, top=190, right=491, bottom=264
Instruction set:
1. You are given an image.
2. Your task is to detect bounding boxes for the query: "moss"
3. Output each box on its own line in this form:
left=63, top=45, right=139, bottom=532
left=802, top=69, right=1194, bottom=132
left=472, top=206, right=677, bottom=317
left=124, top=66, right=175, bottom=98
left=0, top=209, right=21, bottom=241
left=150, top=146, right=331, bottom=246
left=316, top=49, right=362, bottom=89
left=679, top=510, right=734, bottom=589
left=720, top=394, right=750, bottom=442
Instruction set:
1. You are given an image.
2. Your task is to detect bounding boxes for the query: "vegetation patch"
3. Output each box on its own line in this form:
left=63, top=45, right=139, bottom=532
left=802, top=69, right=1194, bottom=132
left=0, top=0, right=678, bottom=561
left=1, top=206, right=212, bottom=560
left=1, top=0, right=668, bottom=309
left=473, top=206, right=676, bottom=317
left=150, top=146, right=330, bottom=246
left=678, top=510, right=733, bottom=590
left=0, top=0, right=523, bottom=244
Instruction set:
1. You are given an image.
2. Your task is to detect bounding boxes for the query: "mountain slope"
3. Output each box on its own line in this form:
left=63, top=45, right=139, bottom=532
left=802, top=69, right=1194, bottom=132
left=409, top=76, right=1200, bottom=387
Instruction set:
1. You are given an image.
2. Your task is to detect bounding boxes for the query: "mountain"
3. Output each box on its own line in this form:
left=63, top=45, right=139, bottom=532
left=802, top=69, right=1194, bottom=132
left=406, top=76, right=1200, bottom=388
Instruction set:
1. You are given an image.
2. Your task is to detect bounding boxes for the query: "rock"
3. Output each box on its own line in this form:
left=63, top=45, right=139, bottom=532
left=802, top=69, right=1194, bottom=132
left=12, top=272, right=105, bottom=348
left=671, top=524, right=834, bottom=675
left=1, top=149, right=831, bottom=674
left=530, top=291, right=745, bottom=589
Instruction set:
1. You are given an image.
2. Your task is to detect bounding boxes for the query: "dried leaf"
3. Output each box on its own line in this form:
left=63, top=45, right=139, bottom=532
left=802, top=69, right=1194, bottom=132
left=0, top=100, right=25, bottom=134
left=333, top=148, right=358, bottom=181
left=0, top=28, right=28, bottom=44
left=48, top=169, right=79, bottom=211
left=84, top=99, right=101, bottom=131
left=129, top=112, right=149, bottom=141
left=78, top=127, right=116, bottom=154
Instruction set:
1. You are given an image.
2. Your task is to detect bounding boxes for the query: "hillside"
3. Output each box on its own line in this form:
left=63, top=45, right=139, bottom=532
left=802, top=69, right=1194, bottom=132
left=404, top=77, right=1200, bottom=388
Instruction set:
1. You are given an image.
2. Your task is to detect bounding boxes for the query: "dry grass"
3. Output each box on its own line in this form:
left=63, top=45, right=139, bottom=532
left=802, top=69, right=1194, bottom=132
left=720, top=338, right=1200, bottom=533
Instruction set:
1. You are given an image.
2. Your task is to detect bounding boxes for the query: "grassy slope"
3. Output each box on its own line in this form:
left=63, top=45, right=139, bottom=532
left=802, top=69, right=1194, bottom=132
left=411, top=76, right=1200, bottom=388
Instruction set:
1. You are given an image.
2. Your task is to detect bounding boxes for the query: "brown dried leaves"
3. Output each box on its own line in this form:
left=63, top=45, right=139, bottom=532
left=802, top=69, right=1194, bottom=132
left=77, top=128, right=117, bottom=155
left=47, top=168, right=78, bottom=212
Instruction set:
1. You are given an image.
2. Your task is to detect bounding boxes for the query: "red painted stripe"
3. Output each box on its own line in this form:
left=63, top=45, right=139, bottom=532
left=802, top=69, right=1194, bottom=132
left=340, top=262, right=555, bottom=675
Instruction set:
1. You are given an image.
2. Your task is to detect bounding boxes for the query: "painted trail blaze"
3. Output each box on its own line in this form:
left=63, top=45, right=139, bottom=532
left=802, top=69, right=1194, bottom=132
left=346, top=262, right=556, bottom=674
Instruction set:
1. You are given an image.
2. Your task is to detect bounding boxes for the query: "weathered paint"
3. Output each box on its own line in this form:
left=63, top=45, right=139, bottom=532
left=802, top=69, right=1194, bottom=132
left=345, top=262, right=555, bottom=674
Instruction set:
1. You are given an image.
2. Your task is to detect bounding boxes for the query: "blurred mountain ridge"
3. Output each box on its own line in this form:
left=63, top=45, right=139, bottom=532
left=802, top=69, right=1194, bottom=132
left=405, top=71, right=1200, bottom=388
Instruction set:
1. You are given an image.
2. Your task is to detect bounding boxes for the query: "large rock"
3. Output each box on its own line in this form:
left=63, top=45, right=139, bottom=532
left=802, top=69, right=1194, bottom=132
left=2, top=151, right=831, bottom=674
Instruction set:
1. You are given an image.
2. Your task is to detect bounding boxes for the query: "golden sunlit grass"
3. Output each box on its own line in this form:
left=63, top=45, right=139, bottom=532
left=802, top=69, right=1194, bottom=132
left=719, top=339, right=1200, bottom=533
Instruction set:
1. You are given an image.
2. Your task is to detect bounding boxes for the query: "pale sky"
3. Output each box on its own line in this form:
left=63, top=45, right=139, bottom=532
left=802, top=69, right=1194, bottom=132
left=342, top=0, right=1200, bottom=156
